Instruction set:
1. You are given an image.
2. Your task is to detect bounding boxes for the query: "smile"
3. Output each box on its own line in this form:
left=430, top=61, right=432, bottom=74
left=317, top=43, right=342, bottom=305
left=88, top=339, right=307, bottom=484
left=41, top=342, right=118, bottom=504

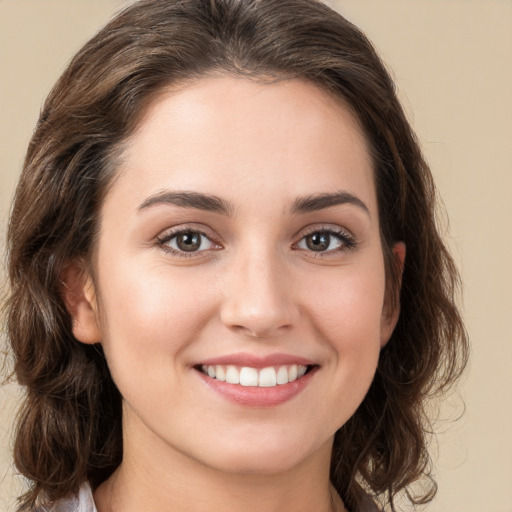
left=194, top=353, right=318, bottom=406
left=199, top=364, right=309, bottom=387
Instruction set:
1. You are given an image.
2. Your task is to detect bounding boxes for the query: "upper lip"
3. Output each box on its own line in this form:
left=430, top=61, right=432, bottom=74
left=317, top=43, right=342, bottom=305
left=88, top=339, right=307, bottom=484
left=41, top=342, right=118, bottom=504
left=195, top=352, right=316, bottom=369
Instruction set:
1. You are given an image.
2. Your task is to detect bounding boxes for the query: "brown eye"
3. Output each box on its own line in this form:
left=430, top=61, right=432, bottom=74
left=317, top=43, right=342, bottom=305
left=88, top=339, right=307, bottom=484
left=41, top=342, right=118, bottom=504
left=161, top=230, right=215, bottom=254
left=304, top=232, right=343, bottom=252
left=175, top=232, right=202, bottom=252
left=296, top=229, right=350, bottom=253
left=305, top=232, right=330, bottom=251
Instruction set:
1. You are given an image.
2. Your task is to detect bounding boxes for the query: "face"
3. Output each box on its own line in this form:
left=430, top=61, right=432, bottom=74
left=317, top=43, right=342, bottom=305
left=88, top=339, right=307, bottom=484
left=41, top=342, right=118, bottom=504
left=70, top=75, right=402, bottom=477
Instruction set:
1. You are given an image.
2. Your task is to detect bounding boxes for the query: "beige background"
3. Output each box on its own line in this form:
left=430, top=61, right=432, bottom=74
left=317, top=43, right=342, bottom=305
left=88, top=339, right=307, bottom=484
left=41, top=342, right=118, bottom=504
left=1, top=1, right=511, bottom=511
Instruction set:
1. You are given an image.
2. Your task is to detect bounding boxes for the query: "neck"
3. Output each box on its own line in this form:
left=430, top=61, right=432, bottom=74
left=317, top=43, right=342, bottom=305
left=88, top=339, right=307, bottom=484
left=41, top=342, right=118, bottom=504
left=94, top=410, right=346, bottom=512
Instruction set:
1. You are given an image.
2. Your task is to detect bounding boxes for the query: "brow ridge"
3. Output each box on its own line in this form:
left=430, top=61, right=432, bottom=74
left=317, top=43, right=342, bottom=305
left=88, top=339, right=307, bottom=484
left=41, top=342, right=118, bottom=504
left=290, top=191, right=370, bottom=215
left=138, top=191, right=234, bottom=215
left=138, top=189, right=369, bottom=217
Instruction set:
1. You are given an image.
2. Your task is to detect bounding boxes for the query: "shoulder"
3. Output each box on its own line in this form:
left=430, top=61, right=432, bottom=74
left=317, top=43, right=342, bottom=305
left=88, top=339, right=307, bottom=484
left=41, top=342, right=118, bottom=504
left=33, top=483, right=97, bottom=512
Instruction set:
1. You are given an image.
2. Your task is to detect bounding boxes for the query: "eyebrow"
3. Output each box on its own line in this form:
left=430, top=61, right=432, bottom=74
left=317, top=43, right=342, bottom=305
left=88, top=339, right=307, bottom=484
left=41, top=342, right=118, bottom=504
left=138, top=189, right=369, bottom=217
left=138, top=191, right=235, bottom=215
left=290, top=191, right=370, bottom=216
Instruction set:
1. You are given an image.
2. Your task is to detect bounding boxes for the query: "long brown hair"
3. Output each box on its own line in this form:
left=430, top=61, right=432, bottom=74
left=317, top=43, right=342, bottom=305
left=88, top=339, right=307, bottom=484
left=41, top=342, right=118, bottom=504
left=4, top=1, right=468, bottom=510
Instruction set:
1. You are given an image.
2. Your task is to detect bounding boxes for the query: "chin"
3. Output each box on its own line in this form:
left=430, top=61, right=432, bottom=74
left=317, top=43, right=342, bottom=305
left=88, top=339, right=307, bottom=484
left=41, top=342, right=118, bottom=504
left=212, top=453, right=307, bottom=476
left=196, top=432, right=330, bottom=476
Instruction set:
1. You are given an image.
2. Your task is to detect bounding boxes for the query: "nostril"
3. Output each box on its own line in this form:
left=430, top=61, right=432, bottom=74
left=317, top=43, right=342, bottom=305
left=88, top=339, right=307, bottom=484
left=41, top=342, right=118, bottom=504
left=231, top=323, right=293, bottom=339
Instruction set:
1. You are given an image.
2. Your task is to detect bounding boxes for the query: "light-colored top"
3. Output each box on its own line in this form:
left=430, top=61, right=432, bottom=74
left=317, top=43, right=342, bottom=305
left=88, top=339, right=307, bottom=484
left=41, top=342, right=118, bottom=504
left=35, top=483, right=97, bottom=512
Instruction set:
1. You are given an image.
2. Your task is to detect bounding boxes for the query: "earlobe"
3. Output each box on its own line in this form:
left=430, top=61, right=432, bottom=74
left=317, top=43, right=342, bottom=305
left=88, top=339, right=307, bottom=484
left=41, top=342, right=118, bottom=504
left=380, top=242, right=406, bottom=347
left=60, top=263, right=102, bottom=345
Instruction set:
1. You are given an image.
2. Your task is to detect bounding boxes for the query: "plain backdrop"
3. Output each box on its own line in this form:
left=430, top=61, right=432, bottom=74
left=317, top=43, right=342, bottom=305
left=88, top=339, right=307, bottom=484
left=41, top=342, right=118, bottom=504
left=1, top=1, right=511, bottom=511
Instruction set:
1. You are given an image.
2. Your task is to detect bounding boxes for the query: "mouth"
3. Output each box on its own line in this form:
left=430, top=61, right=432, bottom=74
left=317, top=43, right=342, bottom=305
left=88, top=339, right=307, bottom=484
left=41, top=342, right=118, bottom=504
left=195, top=363, right=315, bottom=388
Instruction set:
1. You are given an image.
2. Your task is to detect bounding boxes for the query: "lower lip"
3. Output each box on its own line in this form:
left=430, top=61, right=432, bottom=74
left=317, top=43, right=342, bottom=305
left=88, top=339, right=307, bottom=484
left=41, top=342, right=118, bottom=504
left=195, top=367, right=318, bottom=407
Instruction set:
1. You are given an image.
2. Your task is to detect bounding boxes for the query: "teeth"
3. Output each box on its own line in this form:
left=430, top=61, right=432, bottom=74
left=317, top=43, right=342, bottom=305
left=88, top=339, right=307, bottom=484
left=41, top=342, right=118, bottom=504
left=225, top=365, right=240, bottom=384
left=240, top=367, right=259, bottom=386
left=216, top=365, right=226, bottom=381
left=200, top=364, right=309, bottom=387
left=258, top=367, right=277, bottom=387
left=276, top=366, right=289, bottom=385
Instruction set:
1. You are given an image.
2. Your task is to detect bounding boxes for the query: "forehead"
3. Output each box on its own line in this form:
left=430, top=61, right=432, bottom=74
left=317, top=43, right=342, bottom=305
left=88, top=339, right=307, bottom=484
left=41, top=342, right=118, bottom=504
left=109, top=75, right=376, bottom=216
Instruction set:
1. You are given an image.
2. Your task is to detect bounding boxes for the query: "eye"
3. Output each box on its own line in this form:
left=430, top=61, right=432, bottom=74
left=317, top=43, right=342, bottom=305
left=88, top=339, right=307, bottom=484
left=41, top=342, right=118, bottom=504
left=157, top=229, right=219, bottom=255
left=296, top=228, right=356, bottom=253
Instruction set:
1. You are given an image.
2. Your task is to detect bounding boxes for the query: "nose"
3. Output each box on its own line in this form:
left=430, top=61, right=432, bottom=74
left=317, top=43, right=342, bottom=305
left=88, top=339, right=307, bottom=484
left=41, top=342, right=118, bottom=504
left=219, top=248, right=299, bottom=338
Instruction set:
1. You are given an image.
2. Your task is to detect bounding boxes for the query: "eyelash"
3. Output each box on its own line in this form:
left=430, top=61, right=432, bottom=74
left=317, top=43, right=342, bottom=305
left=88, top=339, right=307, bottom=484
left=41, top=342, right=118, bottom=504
left=156, top=228, right=220, bottom=259
left=294, top=226, right=357, bottom=255
left=156, top=225, right=357, bottom=259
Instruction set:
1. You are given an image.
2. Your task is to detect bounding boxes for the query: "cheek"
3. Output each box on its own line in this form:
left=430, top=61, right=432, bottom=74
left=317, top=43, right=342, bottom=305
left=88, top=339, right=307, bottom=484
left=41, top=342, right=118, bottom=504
left=307, top=259, right=386, bottom=393
left=95, top=258, right=218, bottom=372
left=310, top=260, right=386, bottom=338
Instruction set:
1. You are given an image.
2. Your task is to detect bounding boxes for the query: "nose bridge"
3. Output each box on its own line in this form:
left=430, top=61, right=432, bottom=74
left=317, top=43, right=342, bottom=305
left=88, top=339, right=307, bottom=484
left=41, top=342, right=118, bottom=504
left=220, top=241, right=297, bottom=337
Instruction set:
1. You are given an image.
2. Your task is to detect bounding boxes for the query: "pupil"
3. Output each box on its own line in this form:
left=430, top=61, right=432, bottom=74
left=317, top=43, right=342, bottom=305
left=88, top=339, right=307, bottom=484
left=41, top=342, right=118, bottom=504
left=307, top=232, right=329, bottom=251
left=177, top=232, right=201, bottom=252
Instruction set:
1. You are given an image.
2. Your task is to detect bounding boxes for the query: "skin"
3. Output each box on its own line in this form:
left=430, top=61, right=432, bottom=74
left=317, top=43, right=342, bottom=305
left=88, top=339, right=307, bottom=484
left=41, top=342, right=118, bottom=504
left=64, top=75, right=404, bottom=512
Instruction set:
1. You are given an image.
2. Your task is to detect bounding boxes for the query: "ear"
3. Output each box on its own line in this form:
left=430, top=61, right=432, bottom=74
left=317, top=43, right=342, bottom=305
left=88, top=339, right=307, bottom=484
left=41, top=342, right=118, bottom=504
left=380, top=242, right=406, bottom=348
left=60, top=262, right=102, bottom=345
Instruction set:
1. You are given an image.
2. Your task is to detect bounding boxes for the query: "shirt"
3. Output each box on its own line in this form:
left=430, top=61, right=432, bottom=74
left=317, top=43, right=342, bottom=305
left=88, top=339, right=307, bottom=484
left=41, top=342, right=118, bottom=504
left=35, top=483, right=97, bottom=512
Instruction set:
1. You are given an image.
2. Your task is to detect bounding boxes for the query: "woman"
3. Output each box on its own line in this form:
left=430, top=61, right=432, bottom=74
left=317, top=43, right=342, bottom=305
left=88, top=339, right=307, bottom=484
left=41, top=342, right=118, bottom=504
left=4, top=0, right=468, bottom=511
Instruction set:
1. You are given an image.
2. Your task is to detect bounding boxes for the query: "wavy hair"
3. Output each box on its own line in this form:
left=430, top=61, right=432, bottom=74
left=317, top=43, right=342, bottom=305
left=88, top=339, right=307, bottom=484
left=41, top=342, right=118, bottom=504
left=4, top=0, right=468, bottom=510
